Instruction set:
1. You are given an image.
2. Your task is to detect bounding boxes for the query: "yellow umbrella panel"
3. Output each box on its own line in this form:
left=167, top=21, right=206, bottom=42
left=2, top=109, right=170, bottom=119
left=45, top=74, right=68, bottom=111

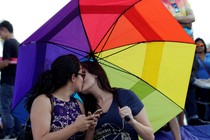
left=97, top=42, right=195, bottom=131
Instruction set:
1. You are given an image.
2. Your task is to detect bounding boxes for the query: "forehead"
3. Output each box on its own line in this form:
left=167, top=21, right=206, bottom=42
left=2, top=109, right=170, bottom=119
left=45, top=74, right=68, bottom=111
left=79, top=65, right=85, bottom=71
left=0, top=27, right=5, bottom=31
left=196, top=40, right=203, bottom=44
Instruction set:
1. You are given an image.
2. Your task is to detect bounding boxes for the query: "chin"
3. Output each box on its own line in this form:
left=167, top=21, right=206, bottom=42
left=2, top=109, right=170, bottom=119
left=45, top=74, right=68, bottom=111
left=81, top=89, right=88, bottom=94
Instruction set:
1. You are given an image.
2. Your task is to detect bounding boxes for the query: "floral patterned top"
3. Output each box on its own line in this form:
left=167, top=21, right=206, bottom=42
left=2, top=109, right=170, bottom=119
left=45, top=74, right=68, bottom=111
left=50, top=96, right=85, bottom=140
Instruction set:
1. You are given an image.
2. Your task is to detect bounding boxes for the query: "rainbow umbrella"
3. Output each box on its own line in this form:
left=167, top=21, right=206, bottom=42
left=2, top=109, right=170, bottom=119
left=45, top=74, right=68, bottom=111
left=12, top=0, right=195, bottom=132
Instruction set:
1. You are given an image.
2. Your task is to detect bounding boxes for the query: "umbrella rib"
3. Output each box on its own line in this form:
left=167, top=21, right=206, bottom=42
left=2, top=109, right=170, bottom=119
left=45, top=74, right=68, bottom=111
left=100, top=43, right=139, bottom=59
left=97, top=55, right=184, bottom=111
left=94, top=21, right=117, bottom=57
left=40, top=7, right=79, bottom=41
left=78, top=3, right=93, bottom=53
left=25, top=41, right=89, bottom=58
left=96, top=39, right=194, bottom=59
left=97, top=56, right=139, bottom=79
left=93, top=0, right=142, bottom=57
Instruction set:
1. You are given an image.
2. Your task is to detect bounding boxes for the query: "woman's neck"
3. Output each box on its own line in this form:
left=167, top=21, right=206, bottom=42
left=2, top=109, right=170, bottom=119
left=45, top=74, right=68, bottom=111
left=91, top=88, right=112, bottom=103
left=197, top=52, right=205, bottom=61
left=94, top=90, right=113, bottom=113
left=98, top=92, right=113, bottom=104
left=53, top=86, right=74, bottom=102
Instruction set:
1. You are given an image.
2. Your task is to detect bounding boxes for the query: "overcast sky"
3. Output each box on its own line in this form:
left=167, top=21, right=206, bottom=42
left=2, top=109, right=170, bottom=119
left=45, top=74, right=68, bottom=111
left=0, top=0, right=209, bottom=46
left=190, top=0, right=210, bottom=45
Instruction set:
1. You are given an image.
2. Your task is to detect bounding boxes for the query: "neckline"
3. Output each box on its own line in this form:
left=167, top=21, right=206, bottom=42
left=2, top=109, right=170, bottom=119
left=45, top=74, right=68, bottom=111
left=97, top=97, right=115, bottom=115
left=52, top=95, right=72, bottom=103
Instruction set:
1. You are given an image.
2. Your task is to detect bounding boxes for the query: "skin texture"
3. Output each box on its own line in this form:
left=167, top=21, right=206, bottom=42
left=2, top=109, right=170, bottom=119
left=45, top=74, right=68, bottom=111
left=169, top=118, right=181, bottom=140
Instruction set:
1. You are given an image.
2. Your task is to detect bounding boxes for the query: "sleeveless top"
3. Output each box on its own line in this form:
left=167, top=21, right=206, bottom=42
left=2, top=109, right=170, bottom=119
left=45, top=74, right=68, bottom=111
left=50, top=96, right=85, bottom=140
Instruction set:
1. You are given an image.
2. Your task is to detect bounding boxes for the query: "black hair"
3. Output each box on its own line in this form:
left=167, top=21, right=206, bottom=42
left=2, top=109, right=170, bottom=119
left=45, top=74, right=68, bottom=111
left=195, top=37, right=207, bottom=53
left=0, top=20, right=13, bottom=33
left=26, top=54, right=80, bottom=112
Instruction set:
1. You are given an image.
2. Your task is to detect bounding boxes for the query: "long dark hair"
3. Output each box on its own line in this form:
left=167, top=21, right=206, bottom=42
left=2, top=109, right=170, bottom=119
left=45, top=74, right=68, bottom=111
left=79, top=61, right=117, bottom=115
left=195, top=37, right=207, bottom=53
left=26, top=54, right=80, bottom=112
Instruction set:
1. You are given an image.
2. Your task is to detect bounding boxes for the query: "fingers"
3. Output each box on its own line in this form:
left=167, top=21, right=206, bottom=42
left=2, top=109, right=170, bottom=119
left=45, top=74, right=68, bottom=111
left=88, top=111, right=92, bottom=116
left=76, top=111, right=101, bottom=130
left=119, top=106, right=133, bottom=122
left=80, top=117, right=96, bottom=130
left=119, top=106, right=131, bottom=116
left=86, top=112, right=100, bottom=129
left=88, top=118, right=98, bottom=129
left=93, top=109, right=103, bottom=115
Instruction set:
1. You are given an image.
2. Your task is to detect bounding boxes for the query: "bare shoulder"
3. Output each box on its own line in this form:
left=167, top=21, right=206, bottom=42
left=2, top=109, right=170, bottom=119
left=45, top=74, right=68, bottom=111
left=34, top=94, right=50, bottom=103
left=31, top=94, right=51, bottom=112
left=30, top=94, right=53, bottom=136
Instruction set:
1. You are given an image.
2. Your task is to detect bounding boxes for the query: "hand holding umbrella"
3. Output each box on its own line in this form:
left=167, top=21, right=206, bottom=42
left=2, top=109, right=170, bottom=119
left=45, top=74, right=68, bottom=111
left=119, top=106, right=133, bottom=122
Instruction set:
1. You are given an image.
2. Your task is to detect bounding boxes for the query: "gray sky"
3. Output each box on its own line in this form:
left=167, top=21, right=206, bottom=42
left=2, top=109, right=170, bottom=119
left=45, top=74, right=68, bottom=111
left=190, top=0, right=210, bottom=45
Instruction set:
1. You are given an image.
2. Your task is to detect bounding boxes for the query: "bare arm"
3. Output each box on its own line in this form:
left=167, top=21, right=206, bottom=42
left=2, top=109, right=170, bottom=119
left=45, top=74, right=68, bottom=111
left=31, top=95, right=94, bottom=140
left=0, top=59, right=10, bottom=70
left=169, top=117, right=181, bottom=140
left=119, top=106, right=154, bottom=140
left=176, top=3, right=195, bottom=27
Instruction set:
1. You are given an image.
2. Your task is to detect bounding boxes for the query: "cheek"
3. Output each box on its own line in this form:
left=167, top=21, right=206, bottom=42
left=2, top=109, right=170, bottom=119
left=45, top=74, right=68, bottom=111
left=82, top=78, right=94, bottom=92
left=82, top=79, right=89, bottom=92
left=196, top=47, right=203, bottom=51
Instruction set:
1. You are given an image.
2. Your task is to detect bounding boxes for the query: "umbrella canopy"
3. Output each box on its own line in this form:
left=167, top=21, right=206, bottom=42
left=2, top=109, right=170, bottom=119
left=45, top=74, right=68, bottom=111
left=12, top=0, right=195, bottom=132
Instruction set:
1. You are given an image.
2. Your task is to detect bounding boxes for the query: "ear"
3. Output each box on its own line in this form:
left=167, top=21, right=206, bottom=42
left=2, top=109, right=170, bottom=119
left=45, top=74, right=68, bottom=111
left=71, top=74, right=76, bottom=83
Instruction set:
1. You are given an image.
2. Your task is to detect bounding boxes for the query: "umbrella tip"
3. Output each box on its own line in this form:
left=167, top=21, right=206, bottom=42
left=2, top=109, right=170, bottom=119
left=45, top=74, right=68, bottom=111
left=80, top=52, right=96, bottom=62
left=88, top=52, right=96, bottom=62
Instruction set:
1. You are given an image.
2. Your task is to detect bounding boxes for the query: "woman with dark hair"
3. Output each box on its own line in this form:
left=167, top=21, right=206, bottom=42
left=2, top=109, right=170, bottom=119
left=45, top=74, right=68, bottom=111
left=194, top=38, right=210, bottom=121
left=195, top=38, right=207, bottom=54
left=79, top=61, right=154, bottom=140
left=26, top=54, right=99, bottom=140
left=195, top=37, right=209, bottom=80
